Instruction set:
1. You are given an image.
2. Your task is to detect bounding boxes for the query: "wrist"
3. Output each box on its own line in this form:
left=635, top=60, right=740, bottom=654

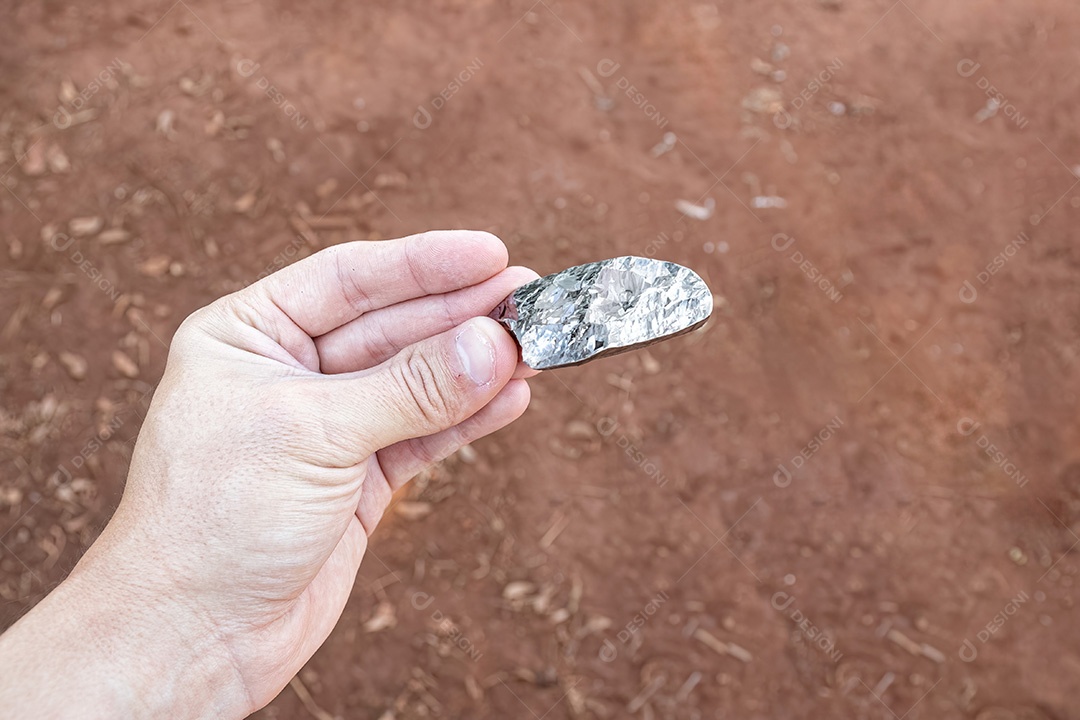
left=0, top=530, right=252, bottom=719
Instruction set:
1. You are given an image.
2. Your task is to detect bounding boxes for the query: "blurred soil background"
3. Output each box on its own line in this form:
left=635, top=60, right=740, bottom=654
left=2, top=0, right=1080, bottom=717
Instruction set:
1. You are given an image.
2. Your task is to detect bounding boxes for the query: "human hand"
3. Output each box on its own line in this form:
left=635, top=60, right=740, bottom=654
left=0, top=231, right=538, bottom=717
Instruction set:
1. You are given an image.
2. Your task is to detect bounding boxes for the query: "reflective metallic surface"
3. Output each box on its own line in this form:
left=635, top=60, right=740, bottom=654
left=490, top=256, right=713, bottom=370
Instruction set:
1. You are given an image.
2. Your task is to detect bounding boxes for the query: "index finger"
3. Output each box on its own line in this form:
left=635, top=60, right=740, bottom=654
left=248, top=230, right=509, bottom=338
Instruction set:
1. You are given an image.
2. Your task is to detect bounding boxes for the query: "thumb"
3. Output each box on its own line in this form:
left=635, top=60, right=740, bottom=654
left=333, top=316, right=521, bottom=454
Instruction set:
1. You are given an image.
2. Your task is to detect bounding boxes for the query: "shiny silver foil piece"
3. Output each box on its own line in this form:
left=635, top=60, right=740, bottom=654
left=490, top=256, right=713, bottom=370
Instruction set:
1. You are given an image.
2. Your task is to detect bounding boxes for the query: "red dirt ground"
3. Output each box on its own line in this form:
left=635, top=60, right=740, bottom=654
left=3, top=1, right=1080, bottom=717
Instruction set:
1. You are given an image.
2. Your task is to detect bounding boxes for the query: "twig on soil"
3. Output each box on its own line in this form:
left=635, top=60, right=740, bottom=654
left=692, top=628, right=753, bottom=662
left=675, top=671, right=702, bottom=702
left=539, top=510, right=570, bottom=549
left=289, top=676, right=335, bottom=720
left=627, top=674, right=666, bottom=713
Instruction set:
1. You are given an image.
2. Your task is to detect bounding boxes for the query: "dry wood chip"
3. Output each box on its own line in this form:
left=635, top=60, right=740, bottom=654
left=2, top=303, right=29, bottom=340
left=628, top=674, right=666, bottom=713
left=464, top=675, right=483, bottom=702
left=58, top=352, right=87, bottom=380
left=539, top=511, right=570, bottom=549
left=693, top=628, right=727, bottom=654
left=19, top=140, right=47, bottom=176
left=40, top=224, right=60, bottom=244
left=234, top=191, right=257, bottom=213
left=693, top=628, right=752, bottom=662
left=46, top=145, right=70, bottom=173
left=69, top=216, right=103, bottom=237
left=98, top=228, right=131, bottom=245
left=886, top=628, right=923, bottom=656
left=502, top=581, right=535, bottom=601
left=920, top=642, right=946, bottom=663
left=564, top=420, right=595, bottom=440
left=111, top=350, right=139, bottom=378
left=549, top=608, right=570, bottom=624
left=725, top=641, right=753, bottom=663
left=676, top=671, right=702, bottom=702
left=569, top=574, right=583, bottom=614
left=395, top=501, right=433, bottom=521
left=581, top=615, right=611, bottom=635
left=872, top=671, right=896, bottom=697
left=42, top=287, right=64, bottom=310
left=363, top=601, right=397, bottom=633
left=267, top=137, right=285, bottom=162
left=751, top=58, right=775, bottom=76
left=156, top=109, right=176, bottom=138
left=138, top=255, right=172, bottom=277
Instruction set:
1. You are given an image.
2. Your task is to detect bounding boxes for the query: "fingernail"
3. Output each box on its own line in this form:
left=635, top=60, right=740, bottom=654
left=456, top=321, right=497, bottom=385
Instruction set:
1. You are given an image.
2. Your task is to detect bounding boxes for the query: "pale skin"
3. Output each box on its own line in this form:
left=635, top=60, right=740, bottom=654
left=0, top=230, right=540, bottom=718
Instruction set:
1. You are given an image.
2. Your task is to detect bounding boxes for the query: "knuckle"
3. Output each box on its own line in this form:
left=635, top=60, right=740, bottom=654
left=333, top=244, right=372, bottom=312
left=400, top=234, right=428, bottom=291
left=169, top=305, right=216, bottom=358
left=393, top=348, right=457, bottom=427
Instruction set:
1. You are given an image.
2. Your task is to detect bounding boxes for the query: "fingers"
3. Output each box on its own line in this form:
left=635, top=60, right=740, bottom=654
left=245, top=230, right=508, bottom=338
left=375, top=379, right=531, bottom=492
left=315, top=266, right=540, bottom=374
left=354, top=380, right=530, bottom=535
left=328, top=317, right=520, bottom=458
